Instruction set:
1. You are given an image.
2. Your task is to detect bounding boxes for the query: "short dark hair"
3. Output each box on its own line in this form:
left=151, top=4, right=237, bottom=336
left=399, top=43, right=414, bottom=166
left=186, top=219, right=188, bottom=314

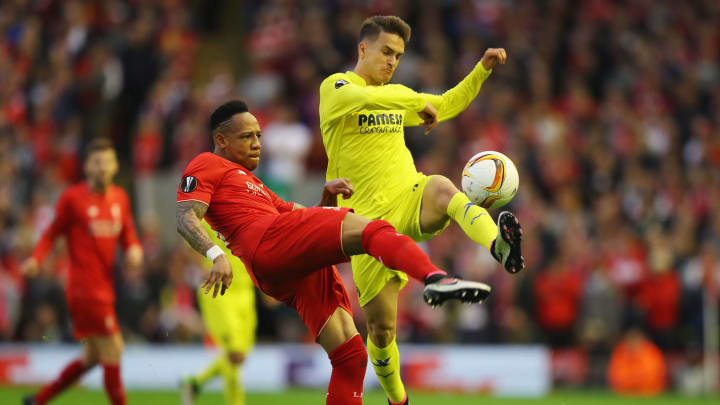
left=359, top=15, right=411, bottom=44
left=210, top=100, right=249, bottom=148
left=210, top=100, right=249, bottom=132
left=209, top=100, right=249, bottom=147
left=86, top=137, right=115, bottom=155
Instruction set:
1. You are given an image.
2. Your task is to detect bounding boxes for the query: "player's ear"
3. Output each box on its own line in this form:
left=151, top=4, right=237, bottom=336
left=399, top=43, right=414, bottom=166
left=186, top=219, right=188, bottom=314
left=358, top=42, right=366, bottom=59
left=214, top=132, right=225, bottom=147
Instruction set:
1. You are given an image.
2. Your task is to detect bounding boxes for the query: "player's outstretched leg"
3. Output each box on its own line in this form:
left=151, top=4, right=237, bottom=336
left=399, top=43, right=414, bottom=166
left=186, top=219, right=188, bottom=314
left=443, top=185, right=525, bottom=274
left=24, top=357, right=93, bottom=405
left=24, top=339, right=101, bottom=405
left=344, top=214, right=493, bottom=307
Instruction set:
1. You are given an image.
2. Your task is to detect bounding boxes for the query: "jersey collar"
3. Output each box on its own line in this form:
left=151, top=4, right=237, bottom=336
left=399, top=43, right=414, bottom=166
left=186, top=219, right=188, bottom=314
left=345, top=71, right=369, bottom=86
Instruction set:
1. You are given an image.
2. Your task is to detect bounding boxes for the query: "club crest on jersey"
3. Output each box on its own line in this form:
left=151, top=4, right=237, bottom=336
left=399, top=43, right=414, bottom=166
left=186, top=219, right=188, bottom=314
left=180, top=176, right=197, bottom=193
left=335, top=79, right=349, bottom=89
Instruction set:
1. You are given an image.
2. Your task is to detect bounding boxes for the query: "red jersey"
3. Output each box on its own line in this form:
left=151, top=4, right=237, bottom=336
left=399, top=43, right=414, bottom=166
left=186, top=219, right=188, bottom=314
left=32, top=183, right=140, bottom=304
left=176, top=153, right=295, bottom=274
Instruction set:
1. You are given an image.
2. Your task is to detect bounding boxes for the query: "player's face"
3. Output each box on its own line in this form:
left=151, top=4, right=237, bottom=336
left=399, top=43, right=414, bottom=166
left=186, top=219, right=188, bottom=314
left=359, top=32, right=405, bottom=84
left=85, top=149, right=118, bottom=190
left=216, top=112, right=262, bottom=171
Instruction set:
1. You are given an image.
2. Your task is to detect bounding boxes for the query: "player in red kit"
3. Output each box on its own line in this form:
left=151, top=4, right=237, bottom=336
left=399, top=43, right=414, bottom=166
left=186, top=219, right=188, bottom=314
left=21, top=138, right=142, bottom=405
left=177, top=100, right=493, bottom=405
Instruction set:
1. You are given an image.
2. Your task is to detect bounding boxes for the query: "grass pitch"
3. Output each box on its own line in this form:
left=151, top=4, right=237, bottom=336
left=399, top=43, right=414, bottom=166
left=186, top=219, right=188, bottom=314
left=1, top=386, right=718, bottom=404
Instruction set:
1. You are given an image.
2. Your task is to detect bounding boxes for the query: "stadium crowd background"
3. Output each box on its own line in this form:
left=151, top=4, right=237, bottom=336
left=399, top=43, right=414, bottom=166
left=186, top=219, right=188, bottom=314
left=1, top=0, right=718, bottom=392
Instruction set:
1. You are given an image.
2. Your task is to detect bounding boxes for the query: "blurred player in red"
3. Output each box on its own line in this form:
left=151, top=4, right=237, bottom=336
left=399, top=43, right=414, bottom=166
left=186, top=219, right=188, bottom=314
left=21, top=138, right=143, bottom=405
left=177, top=100, right=491, bottom=405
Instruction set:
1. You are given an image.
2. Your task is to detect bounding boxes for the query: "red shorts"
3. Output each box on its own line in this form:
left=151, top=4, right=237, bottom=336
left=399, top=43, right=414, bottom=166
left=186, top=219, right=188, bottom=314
left=251, top=206, right=353, bottom=339
left=67, top=300, right=119, bottom=339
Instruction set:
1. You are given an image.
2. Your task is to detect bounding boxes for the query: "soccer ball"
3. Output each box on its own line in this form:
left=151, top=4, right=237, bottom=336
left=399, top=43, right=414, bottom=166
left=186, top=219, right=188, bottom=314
left=461, top=151, right=519, bottom=209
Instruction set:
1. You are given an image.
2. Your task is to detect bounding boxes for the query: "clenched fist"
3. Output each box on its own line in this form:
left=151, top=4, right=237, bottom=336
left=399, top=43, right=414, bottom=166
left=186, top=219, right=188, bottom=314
left=481, top=48, right=507, bottom=70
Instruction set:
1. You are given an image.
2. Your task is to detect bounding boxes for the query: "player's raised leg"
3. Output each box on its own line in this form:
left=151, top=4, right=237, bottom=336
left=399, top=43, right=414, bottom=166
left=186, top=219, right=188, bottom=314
left=420, top=175, right=525, bottom=273
left=342, top=212, right=492, bottom=306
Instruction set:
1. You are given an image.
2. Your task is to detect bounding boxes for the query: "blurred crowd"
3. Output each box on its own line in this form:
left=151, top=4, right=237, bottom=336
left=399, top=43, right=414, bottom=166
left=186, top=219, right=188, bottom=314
left=1, top=0, right=719, bottom=392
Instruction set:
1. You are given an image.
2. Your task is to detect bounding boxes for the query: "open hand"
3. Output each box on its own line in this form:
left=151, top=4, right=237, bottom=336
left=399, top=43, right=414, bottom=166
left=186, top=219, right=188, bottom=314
left=201, top=254, right=233, bottom=298
left=481, top=48, right=507, bottom=70
left=125, top=245, right=143, bottom=271
left=418, top=101, right=438, bottom=134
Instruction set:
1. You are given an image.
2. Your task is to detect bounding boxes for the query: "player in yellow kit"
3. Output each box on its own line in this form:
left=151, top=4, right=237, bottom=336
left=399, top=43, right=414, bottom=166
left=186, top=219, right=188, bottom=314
left=181, top=220, right=256, bottom=405
left=319, top=16, right=525, bottom=405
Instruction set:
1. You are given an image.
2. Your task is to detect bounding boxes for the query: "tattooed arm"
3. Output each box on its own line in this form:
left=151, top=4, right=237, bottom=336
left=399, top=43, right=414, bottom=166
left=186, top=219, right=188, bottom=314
left=177, top=201, right=214, bottom=253
left=177, top=201, right=232, bottom=297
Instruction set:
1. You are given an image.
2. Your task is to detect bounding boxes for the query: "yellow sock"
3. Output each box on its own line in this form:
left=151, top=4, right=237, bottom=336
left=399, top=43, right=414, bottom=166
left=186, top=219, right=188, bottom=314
left=447, top=192, right=497, bottom=250
left=220, top=358, right=244, bottom=405
left=194, top=356, right=224, bottom=386
left=367, top=337, right=406, bottom=403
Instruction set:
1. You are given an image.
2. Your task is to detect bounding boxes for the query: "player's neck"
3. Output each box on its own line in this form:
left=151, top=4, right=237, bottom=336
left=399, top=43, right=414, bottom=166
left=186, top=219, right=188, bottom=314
left=213, top=149, right=246, bottom=169
left=88, top=181, right=110, bottom=195
left=353, top=64, right=382, bottom=86
left=213, top=149, right=233, bottom=164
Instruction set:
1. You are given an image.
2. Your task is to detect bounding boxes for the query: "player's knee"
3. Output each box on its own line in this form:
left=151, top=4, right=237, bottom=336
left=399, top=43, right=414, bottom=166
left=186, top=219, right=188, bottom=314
left=227, top=351, right=245, bottom=365
left=360, top=219, right=394, bottom=249
left=83, top=349, right=100, bottom=367
left=367, top=318, right=396, bottom=347
left=429, top=175, right=459, bottom=207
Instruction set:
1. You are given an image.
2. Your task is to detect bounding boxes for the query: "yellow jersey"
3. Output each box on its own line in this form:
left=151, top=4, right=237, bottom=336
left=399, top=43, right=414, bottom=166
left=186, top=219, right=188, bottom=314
left=319, top=62, right=492, bottom=218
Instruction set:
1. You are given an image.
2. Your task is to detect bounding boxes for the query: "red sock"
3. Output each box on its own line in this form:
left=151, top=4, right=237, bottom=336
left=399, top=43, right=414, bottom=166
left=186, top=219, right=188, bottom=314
left=102, top=364, right=126, bottom=405
left=361, top=220, right=447, bottom=282
left=35, top=358, right=89, bottom=404
left=326, top=334, right=367, bottom=405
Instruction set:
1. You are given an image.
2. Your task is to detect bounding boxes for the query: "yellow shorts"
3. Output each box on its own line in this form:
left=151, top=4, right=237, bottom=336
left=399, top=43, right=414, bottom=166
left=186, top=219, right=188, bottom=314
left=352, top=173, right=451, bottom=307
left=197, top=286, right=256, bottom=354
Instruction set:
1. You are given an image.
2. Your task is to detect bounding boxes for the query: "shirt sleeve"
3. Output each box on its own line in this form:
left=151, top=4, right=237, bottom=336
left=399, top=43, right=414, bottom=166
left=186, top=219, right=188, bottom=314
left=119, top=190, right=141, bottom=249
left=403, top=62, right=492, bottom=127
left=320, top=75, right=427, bottom=122
left=177, top=155, right=225, bottom=206
left=32, top=189, right=73, bottom=263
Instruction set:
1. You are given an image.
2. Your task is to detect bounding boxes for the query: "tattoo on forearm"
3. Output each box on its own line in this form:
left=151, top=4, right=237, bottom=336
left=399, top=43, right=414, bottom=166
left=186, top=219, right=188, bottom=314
left=176, top=201, right=214, bottom=255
